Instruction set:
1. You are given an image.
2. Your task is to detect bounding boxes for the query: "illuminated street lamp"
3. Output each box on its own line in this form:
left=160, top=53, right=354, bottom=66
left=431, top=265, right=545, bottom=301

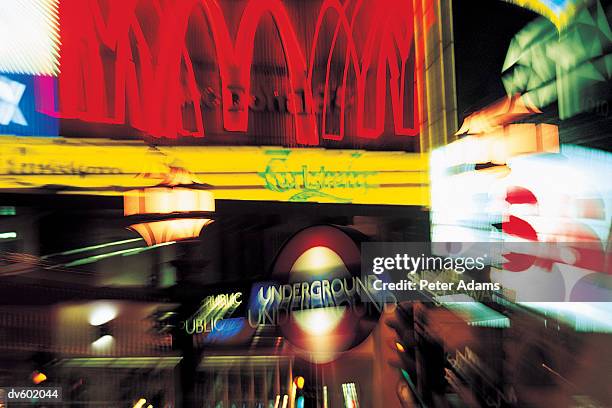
left=124, top=167, right=215, bottom=245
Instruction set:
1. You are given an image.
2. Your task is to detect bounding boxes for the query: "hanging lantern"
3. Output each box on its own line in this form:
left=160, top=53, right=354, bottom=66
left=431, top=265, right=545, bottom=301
left=124, top=167, right=214, bottom=245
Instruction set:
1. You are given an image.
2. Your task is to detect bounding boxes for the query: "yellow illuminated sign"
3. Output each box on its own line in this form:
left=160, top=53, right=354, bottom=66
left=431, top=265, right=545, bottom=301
left=0, top=136, right=429, bottom=206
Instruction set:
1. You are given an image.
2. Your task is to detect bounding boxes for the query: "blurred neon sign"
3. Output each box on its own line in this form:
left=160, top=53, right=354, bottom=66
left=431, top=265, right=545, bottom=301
left=181, top=292, right=243, bottom=334
left=0, top=140, right=430, bottom=206
left=259, top=152, right=378, bottom=203
left=249, top=226, right=383, bottom=363
left=431, top=97, right=612, bottom=301
left=45, top=0, right=433, bottom=145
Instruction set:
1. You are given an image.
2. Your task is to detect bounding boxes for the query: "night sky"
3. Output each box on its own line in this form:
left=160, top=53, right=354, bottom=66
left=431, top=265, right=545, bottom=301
left=453, top=0, right=538, bottom=122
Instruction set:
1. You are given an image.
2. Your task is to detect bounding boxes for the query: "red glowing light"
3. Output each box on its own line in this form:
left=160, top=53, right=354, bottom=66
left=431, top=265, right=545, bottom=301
left=49, top=0, right=433, bottom=145
left=501, top=185, right=608, bottom=275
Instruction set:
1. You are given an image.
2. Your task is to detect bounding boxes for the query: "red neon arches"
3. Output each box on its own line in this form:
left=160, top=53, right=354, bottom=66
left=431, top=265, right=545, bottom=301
left=310, top=0, right=424, bottom=140
left=53, top=0, right=433, bottom=145
left=52, top=0, right=160, bottom=129
left=150, top=0, right=316, bottom=141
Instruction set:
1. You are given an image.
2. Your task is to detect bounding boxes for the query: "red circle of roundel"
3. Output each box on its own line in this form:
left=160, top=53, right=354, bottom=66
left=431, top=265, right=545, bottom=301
left=270, top=225, right=380, bottom=362
left=272, top=225, right=362, bottom=279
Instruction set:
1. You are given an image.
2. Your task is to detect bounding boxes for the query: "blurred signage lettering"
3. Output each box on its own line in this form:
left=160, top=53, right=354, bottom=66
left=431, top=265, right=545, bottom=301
left=447, top=347, right=514, bottom=408
left=0, top=140, right=429, bottom=206
left=181, top=292, right=243, bottom=335
left=259, top=151, right=378, bottom=203
left=247, top=226, right=385, bottom=363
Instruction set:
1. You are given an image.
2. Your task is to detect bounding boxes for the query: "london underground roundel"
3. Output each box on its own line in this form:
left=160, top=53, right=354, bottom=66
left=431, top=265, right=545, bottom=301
left=270, top=225, right=381, bottom=363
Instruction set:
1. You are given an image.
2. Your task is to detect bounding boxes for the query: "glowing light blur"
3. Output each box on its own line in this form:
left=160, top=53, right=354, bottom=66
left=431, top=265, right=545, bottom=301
left=63, top=240, right=175, bottom=267
left=91, top=335, right=114, bottom=352
left=491, top=146, right=612, bottom=301
left=202, top=318, right=246, bottom=343
left=342, top=383, right=359, bottom=408
left=432, top=142, right=612, bottom=301
left=289, top=246, right=350, bottom=281
left=501, top=0, right=581, bottom=28
left=323, top=386, right=329, bottom=408
left=132, top=398, right=147, bottom=408
left=294, top=376, right=305, bottom=390
left=290, top=246, right=349, bottom=337
left=41, top=238, right=143, bottom=259
left=129, top=220, right=211, bottom=247
left=287, top=245, right=353, bottom=362
left=437, top=295, right=511, bottom=328
left=293, top=307, right=346, bottom=337
left=125, top=167, right=214, bottom=246
left=431, top=92, right=611, bottom=301
left=455, top=95, right=541, bottom=136
left=31, top=371, right=47, bottom=384
left=519, top=302, right=612, bottom=332
left=0, top=0, right=60, bottom=75
left=88, top=303, right=118, bottom=326
left=124, top=187, right=215, bottom=217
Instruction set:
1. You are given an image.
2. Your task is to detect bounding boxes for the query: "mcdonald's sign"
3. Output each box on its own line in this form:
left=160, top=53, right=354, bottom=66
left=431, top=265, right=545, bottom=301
left=39, top=0, right=436, bottom=150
